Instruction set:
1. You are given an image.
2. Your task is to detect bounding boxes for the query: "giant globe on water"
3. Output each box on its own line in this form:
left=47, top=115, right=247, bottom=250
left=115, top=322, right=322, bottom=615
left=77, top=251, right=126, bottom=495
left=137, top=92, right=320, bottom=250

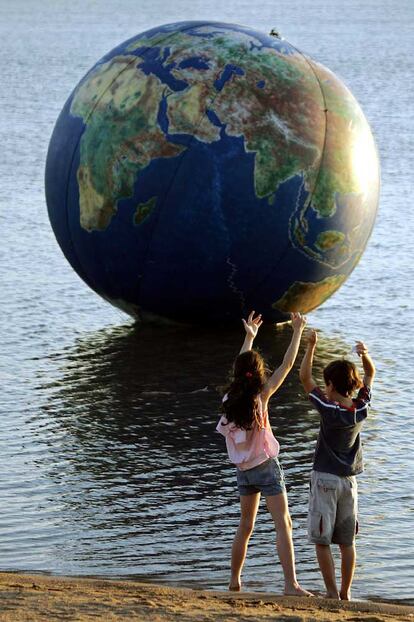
left=45, top=21, right=380, bottom=323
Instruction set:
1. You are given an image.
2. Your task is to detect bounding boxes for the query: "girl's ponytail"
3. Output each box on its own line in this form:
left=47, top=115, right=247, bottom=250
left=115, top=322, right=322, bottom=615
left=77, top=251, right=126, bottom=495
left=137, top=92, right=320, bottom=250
left=223, top=350, right=267, bottom=429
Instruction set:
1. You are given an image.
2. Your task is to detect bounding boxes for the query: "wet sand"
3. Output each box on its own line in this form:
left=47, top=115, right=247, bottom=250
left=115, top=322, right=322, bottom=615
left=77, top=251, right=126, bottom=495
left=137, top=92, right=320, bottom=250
left=0, top=573, right=413, bottom=621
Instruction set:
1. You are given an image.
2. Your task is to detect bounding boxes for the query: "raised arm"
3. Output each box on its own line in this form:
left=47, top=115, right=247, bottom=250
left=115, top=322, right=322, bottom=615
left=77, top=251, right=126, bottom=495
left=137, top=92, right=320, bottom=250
left=299, top=329, right=318, bottom=393
left=355, top=341, right=375, bottom=387
left=239, top=311, right=263, bottom=354
left=262, top=313, right=307, bottom=400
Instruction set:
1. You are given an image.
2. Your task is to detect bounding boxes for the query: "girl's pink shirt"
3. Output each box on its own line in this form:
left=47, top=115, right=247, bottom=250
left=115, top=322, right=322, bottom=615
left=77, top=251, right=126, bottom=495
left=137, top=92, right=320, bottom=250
left=216, top=394, right=280, bottom=471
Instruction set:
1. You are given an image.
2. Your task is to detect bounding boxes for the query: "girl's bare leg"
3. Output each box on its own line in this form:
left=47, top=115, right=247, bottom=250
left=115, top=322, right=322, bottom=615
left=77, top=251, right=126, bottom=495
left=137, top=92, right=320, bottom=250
left=266, top=493, right=313, bottom=596
left=315, top=544, right=340, bottom=599
left=229, top=493, right=261, bottom=590
left=339, top=543, right=356, bottom=600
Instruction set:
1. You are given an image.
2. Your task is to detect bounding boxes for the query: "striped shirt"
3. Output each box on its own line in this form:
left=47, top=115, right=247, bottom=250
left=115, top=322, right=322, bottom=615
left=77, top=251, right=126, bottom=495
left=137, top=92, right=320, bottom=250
left=309, top=385, right=371, bottom=476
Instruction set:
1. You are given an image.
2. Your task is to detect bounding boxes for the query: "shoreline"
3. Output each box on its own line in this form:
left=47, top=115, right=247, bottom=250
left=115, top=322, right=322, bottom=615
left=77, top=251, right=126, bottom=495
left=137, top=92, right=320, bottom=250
left=0, top=572, right=413, bottom=621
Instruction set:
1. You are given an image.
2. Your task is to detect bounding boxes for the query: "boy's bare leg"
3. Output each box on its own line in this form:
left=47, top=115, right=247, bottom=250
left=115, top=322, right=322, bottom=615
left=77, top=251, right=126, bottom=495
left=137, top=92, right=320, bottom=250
left=229, top=493, right=260, bottom=590
left=315, top=544, right=340, bottom=599
left=266, top=494, right=313, bottom=596
left=339, top=543, right=356, bottom=600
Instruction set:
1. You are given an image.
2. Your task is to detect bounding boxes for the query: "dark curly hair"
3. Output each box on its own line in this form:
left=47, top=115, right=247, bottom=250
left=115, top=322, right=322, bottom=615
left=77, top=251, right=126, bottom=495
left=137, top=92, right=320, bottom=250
left=222, top=350, right=268, bottom=430
left=323, top=359, right=363, bottom=397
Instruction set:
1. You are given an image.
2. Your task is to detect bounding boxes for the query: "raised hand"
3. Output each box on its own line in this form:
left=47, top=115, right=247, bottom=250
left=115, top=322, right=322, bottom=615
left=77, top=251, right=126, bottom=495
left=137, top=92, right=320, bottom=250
left=306, top=328, right=318, bottom=347
left=290, top=312, right=307, bottom=332
left=354, top=341, right=368, bottom=357
left=242, top=310, right=263, bottom=339
left=355, top=341, right=375, bottom=386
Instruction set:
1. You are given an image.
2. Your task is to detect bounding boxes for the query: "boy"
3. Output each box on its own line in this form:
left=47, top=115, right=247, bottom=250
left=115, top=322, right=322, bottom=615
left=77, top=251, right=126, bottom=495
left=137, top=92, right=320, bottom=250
left=299, top=330, right=375, bottom=600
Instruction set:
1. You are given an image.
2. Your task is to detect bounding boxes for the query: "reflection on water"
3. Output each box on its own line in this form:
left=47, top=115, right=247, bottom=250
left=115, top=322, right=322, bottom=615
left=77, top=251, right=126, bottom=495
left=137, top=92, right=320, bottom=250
left=5, top=322, right=392, bottom=597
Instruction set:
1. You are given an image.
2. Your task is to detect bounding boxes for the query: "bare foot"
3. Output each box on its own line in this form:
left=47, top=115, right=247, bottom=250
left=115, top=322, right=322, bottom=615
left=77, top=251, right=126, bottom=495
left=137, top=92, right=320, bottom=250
left=325, top=590, right=340, bottom=600
left=229, top=582, right=241, bottom=592
left=284, top=583, right=314, bottom=597
left=340, top=590, right=351, bottom=600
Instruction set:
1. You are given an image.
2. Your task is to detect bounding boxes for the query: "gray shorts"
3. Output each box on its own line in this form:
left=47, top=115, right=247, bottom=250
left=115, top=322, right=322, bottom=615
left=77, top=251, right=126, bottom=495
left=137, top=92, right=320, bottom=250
left=236, top=458, right=286, bottom=497
left=308, top=470, right=358, bottom=546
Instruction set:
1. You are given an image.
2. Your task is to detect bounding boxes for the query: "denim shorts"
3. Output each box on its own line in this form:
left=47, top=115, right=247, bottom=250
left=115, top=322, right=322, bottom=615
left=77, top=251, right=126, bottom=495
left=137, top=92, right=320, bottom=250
left=236, top=457, right=286, bottom=497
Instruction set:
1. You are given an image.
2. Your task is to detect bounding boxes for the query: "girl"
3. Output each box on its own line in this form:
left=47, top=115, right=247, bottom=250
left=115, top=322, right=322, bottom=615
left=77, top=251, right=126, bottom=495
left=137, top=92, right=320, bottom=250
left=216, top=311, right=311, bottom=596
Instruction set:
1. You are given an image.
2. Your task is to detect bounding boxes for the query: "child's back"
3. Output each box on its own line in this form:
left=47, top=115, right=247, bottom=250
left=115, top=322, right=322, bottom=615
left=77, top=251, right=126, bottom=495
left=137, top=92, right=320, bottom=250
left=217, top=392, right=280, bottom=471
left=309, top=382, right=371, bottom=476
left=299, top=332, right=375, bottom=600
left=216, top=311, right=312, bottom=596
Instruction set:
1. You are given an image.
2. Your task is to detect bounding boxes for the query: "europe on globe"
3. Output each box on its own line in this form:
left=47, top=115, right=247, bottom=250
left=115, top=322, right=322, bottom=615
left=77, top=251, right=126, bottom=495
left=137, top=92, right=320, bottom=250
left=45, top=21, right=380, bottom=323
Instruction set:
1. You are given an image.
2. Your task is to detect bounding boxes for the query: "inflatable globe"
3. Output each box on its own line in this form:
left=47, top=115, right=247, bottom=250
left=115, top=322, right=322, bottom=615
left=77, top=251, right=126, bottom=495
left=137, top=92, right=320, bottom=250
left=45, top=21, right=380, bottom=323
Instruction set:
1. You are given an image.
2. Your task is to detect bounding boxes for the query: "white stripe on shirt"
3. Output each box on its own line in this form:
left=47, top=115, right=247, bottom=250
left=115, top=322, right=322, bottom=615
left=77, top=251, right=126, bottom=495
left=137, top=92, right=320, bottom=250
left=310, top=391, right=368, bottom=413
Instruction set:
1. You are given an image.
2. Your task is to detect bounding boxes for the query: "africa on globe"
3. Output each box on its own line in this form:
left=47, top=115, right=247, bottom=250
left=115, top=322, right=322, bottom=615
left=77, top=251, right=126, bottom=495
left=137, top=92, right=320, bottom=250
left=45, top=21, right=380, bottom=323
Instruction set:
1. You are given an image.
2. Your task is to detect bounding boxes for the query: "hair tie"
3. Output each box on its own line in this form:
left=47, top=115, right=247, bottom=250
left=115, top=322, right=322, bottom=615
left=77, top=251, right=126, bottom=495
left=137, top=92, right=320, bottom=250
left=245, top=371, right=253, bottom=378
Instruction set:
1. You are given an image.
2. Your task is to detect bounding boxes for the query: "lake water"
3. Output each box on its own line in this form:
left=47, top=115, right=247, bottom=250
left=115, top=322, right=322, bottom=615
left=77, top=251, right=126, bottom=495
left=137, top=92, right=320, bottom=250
left=0, top=0, right=413, bottom=603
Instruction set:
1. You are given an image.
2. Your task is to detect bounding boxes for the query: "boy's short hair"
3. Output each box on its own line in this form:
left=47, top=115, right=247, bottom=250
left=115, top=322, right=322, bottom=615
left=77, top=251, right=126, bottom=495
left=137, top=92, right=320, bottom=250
left=323, top=359, right=362, bottom=396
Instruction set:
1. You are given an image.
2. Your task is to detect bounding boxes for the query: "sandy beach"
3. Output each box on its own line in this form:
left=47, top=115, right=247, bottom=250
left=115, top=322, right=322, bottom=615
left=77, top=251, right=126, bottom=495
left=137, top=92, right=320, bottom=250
left=0, top=573, right=412, bottom=622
